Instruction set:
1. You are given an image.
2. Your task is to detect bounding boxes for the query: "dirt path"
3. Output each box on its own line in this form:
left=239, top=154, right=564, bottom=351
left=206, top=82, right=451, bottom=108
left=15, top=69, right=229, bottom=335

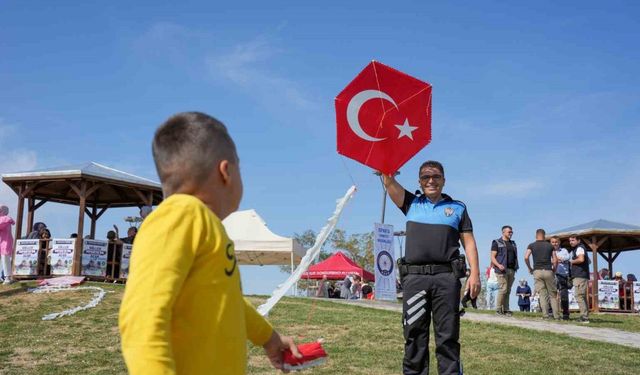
left=323, top=298, right=640, bottom=349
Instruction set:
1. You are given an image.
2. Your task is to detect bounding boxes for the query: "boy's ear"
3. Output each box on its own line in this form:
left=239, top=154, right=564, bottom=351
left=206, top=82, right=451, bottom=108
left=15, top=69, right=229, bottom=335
left=218, top=160, right=230, bottom=184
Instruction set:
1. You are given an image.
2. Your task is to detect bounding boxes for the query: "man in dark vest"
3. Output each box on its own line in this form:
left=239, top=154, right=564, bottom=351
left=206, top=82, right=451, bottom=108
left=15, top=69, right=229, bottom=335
left=569, top=235, right=590, bottom=323
left=524, top=229, right=559, bottom=319
left=382, top=160, right=480, bottom=375
left=490, top=225, right=518, bottom=316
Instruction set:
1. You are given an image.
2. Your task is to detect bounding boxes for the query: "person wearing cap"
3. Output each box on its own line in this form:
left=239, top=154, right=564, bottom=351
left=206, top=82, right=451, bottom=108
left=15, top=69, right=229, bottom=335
left=569, top=236, right=590, bottom=323
left=515, top=279, right=532, bottom=312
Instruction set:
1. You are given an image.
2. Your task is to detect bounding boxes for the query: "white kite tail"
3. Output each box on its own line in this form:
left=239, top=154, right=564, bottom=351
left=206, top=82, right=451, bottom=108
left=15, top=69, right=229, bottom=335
left=257, top=185, right=357, bottom=316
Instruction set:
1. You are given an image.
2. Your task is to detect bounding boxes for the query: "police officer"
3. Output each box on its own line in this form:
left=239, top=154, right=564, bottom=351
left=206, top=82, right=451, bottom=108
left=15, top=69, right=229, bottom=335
left=382, top=161, right=480, bottom=375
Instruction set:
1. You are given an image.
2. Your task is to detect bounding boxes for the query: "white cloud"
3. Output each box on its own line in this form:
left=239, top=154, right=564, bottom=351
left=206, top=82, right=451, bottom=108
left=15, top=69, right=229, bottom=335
left=206, top=36, right=316, bottom=110
left=479, top=179, right=545, bottom=197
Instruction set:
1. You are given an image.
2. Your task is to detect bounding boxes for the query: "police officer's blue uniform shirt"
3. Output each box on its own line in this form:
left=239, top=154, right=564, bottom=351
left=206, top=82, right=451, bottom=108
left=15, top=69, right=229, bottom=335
left=400, top=190, right=473, bottom=264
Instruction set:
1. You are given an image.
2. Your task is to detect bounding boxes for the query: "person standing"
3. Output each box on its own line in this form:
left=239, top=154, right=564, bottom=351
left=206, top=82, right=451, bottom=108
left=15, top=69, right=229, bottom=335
left=316, top=275, right=329, bottom=298
left=485, top=266, right=499, bottom=310
left=569, top=236, right=590, bottom=323
left=516, top=279, right=531, bottom=312
left=491, top=225, right=518, bottom=316
left=383, top=160, right=480, bottom=375
left=340, top=274, right=353, bottom=300
left=0, top=205, right=15, bottom=284
left=525, top=229, right=559, bottom=319
left=552, top=236, right=571, bottom=320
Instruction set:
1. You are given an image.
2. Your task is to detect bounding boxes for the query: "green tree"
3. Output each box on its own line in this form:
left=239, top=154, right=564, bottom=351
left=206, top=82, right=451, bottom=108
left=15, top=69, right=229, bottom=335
left=330, top=229, right=374, bottom=272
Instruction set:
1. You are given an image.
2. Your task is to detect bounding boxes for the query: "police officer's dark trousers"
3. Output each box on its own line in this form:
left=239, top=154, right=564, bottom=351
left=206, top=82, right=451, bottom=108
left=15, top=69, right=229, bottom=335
left=402, top=272, right=462, bottom=375
left=556, top=274, right=570, bottom=319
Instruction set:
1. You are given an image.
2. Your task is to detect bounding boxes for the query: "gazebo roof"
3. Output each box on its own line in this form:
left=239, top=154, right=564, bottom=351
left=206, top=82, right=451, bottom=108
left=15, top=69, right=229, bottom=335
left=2, top=162, right=163, bottom=208
left=548, top=219, right=640, bottom=253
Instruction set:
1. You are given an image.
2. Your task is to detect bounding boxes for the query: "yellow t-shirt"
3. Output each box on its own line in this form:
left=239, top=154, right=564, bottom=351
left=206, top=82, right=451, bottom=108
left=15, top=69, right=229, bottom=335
left=119, top=194, right=273, bottom=374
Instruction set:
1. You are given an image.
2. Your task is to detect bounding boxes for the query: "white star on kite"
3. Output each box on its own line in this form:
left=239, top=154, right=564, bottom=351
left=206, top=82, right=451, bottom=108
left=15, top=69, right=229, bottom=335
left=395, top=119, right=418, bottom=140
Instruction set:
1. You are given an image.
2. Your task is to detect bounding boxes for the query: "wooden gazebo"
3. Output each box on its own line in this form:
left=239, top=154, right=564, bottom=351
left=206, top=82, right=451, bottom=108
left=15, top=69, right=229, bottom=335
left=548, top=219, right=640, bottom=312
left=2, top=162, right=163, bottom=275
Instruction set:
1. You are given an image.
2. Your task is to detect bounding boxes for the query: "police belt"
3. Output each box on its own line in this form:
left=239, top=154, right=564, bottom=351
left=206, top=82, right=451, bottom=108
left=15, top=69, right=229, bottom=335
left=400, top=263, right=453, bottom=276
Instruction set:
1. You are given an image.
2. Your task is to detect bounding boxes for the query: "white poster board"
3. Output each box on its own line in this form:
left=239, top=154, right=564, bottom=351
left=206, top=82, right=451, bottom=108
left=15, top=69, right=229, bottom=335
left=633, top=281, right=640, bottom=313
left=81, top=239, right=108, bottom=277
left=50, top=239, right=75, bottom=275
left=568, top=288, right=579, bottom=310
left=14, top=239, right=39, bottom=276
left=597, top=280, right=619, bottom=309
left=120, top=244, right=133, bottom=279
left=374, top=223, right=396, bottom=301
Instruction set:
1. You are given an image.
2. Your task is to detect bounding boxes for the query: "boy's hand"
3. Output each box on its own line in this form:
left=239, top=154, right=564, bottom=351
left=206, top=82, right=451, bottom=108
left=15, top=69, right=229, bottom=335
left=263, top=331, right=301, bottom=372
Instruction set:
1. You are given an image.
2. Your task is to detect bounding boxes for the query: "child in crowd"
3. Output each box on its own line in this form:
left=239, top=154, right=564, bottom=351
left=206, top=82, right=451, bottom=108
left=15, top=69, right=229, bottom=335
left=119, top=112, right=300, bottom=374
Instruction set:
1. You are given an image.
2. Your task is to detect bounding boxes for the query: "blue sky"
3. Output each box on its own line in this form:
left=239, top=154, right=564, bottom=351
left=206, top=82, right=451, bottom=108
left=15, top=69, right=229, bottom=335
left=1, top=1, right=639, bottom=299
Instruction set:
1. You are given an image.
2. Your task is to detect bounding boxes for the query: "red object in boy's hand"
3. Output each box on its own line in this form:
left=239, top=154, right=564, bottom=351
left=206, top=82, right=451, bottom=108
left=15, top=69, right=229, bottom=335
left=283, top=341, right=328, bottom=371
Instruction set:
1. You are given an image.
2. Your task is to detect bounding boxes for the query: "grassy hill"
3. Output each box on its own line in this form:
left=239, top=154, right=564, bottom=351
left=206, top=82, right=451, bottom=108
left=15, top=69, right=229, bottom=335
left=0, top=283, right=638, bottom=374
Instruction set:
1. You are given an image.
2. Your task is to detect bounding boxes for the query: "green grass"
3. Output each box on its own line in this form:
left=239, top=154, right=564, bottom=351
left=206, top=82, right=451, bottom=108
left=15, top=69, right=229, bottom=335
left=468, top=307, right=640, bottom=333
left=0, top=283, right=638, bottom=374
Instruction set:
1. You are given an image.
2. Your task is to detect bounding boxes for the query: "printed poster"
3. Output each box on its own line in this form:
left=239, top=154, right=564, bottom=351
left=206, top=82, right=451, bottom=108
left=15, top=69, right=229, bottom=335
left=374, top=223, right=396, bottom=301
left=14, top=239, right=39, bottom=276
left=633, top=281, right=640, bottom=313
left=120, top=244, right=133, bottom=279
left=50, top=239, right=75, bottom=275
left=568, top=288, right=579, bottom=310
left=597, top=280, right=619, bottom=309
left=81, top=239, right=108, bottom=277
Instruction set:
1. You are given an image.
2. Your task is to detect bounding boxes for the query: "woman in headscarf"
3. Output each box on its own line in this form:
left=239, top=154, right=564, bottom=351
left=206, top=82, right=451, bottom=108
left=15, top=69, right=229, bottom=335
left=0, top=205, right=15, bottom=284
left=516, top=279, right=532, bottom=312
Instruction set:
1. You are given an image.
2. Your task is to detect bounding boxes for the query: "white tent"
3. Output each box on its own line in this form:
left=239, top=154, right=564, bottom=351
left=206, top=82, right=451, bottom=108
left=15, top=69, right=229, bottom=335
left=222, top=209, right=306, bottom=266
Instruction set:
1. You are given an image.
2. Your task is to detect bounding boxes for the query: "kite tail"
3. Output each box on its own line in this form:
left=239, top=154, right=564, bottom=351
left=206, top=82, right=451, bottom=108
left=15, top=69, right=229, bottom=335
left=257, top=185, right=357, bottom=316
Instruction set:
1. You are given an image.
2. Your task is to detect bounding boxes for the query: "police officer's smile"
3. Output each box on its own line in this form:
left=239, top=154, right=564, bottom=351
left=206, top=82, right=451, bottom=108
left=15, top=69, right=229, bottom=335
left=418, top=166, right=445, bottom=201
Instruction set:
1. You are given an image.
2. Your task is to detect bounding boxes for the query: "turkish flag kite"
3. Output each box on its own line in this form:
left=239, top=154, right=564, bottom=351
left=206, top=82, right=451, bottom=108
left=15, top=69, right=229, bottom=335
left=335, top=61, right=432, bottom=175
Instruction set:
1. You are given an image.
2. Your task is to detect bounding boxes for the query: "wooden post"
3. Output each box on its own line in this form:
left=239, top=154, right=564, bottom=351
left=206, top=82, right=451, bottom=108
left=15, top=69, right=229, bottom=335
left=12, top=184, right=26, bottom=277
left=90, top=204, right=97, bottom=239
left=72, top=181, right=87, bottom=276
left=26, top=197, right=35, bottom=235
left=590, top=236, right=599, bottom=313
left=607, top=251, right=613, bottom=276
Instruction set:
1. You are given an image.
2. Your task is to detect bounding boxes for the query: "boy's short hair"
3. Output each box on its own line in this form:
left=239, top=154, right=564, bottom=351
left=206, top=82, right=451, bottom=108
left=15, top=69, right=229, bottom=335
left=536, top=228, right=546, bottom=236
left=153, top=112, right=238, bottom=196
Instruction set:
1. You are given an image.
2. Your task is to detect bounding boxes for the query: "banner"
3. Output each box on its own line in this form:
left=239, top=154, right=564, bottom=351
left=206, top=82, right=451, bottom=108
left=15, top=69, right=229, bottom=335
left=597, top=280, right=619, bottom=309
left=14, top=240, right=39, bottom=276
left=81, top=239, right=108, bottom=277
left=120, top=244, right=133, bottom=279
left=374, top=223, right=397, bottom=301
left=50, top=239, right=75, bottom=275
left=633, top=281, right=640, bottom=313
left=568, top=288, right=579, bottom=310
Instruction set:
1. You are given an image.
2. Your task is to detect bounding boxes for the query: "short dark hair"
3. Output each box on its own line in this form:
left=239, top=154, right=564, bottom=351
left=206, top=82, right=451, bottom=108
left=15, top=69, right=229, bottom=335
left=536, top=229, right=546, bottom=236
left=569, top=235, right=579, bottom=241
left=418, top=160, right=444, bottom=176
left=502, top=225, right=512, bottom=232
left=152, top=112, right=238, bottom=196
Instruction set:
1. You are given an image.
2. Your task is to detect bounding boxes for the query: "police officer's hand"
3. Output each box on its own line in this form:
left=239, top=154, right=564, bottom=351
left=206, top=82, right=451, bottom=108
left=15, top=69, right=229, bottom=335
left=468, top=273, right=481, bottom=299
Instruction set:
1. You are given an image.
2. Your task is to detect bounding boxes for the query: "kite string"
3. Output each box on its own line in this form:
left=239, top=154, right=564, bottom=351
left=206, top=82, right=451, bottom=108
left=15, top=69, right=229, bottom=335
left=339, top=156, right=358, bottom=187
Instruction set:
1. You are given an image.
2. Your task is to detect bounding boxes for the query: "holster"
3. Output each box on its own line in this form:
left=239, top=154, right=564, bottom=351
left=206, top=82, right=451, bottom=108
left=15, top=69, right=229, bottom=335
left=451, top=255, right=467, bottom=279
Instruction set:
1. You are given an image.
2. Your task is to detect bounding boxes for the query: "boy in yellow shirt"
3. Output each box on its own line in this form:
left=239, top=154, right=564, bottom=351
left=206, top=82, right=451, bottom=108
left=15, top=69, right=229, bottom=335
left=119, top=112, right=300, bottom=374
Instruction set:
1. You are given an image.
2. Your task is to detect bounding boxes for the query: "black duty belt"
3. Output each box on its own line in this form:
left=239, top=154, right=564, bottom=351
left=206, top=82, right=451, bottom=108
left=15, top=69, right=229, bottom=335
left=400, top=263, right=452, bottom=276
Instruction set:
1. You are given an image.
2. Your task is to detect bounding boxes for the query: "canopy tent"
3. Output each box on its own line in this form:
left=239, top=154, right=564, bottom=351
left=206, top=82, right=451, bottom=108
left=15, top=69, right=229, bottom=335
left=548, top=219, right=640, bottom=312
left=301, top=251, right=375, bottom=282
left=222, top=209, right=306, bottom=266
left=2, top=162, right=163, bottom=276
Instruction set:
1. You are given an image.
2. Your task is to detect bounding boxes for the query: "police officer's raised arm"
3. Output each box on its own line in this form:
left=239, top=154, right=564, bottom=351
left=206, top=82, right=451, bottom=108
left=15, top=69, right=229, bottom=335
left=381, top=172, right=405, bottom=208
